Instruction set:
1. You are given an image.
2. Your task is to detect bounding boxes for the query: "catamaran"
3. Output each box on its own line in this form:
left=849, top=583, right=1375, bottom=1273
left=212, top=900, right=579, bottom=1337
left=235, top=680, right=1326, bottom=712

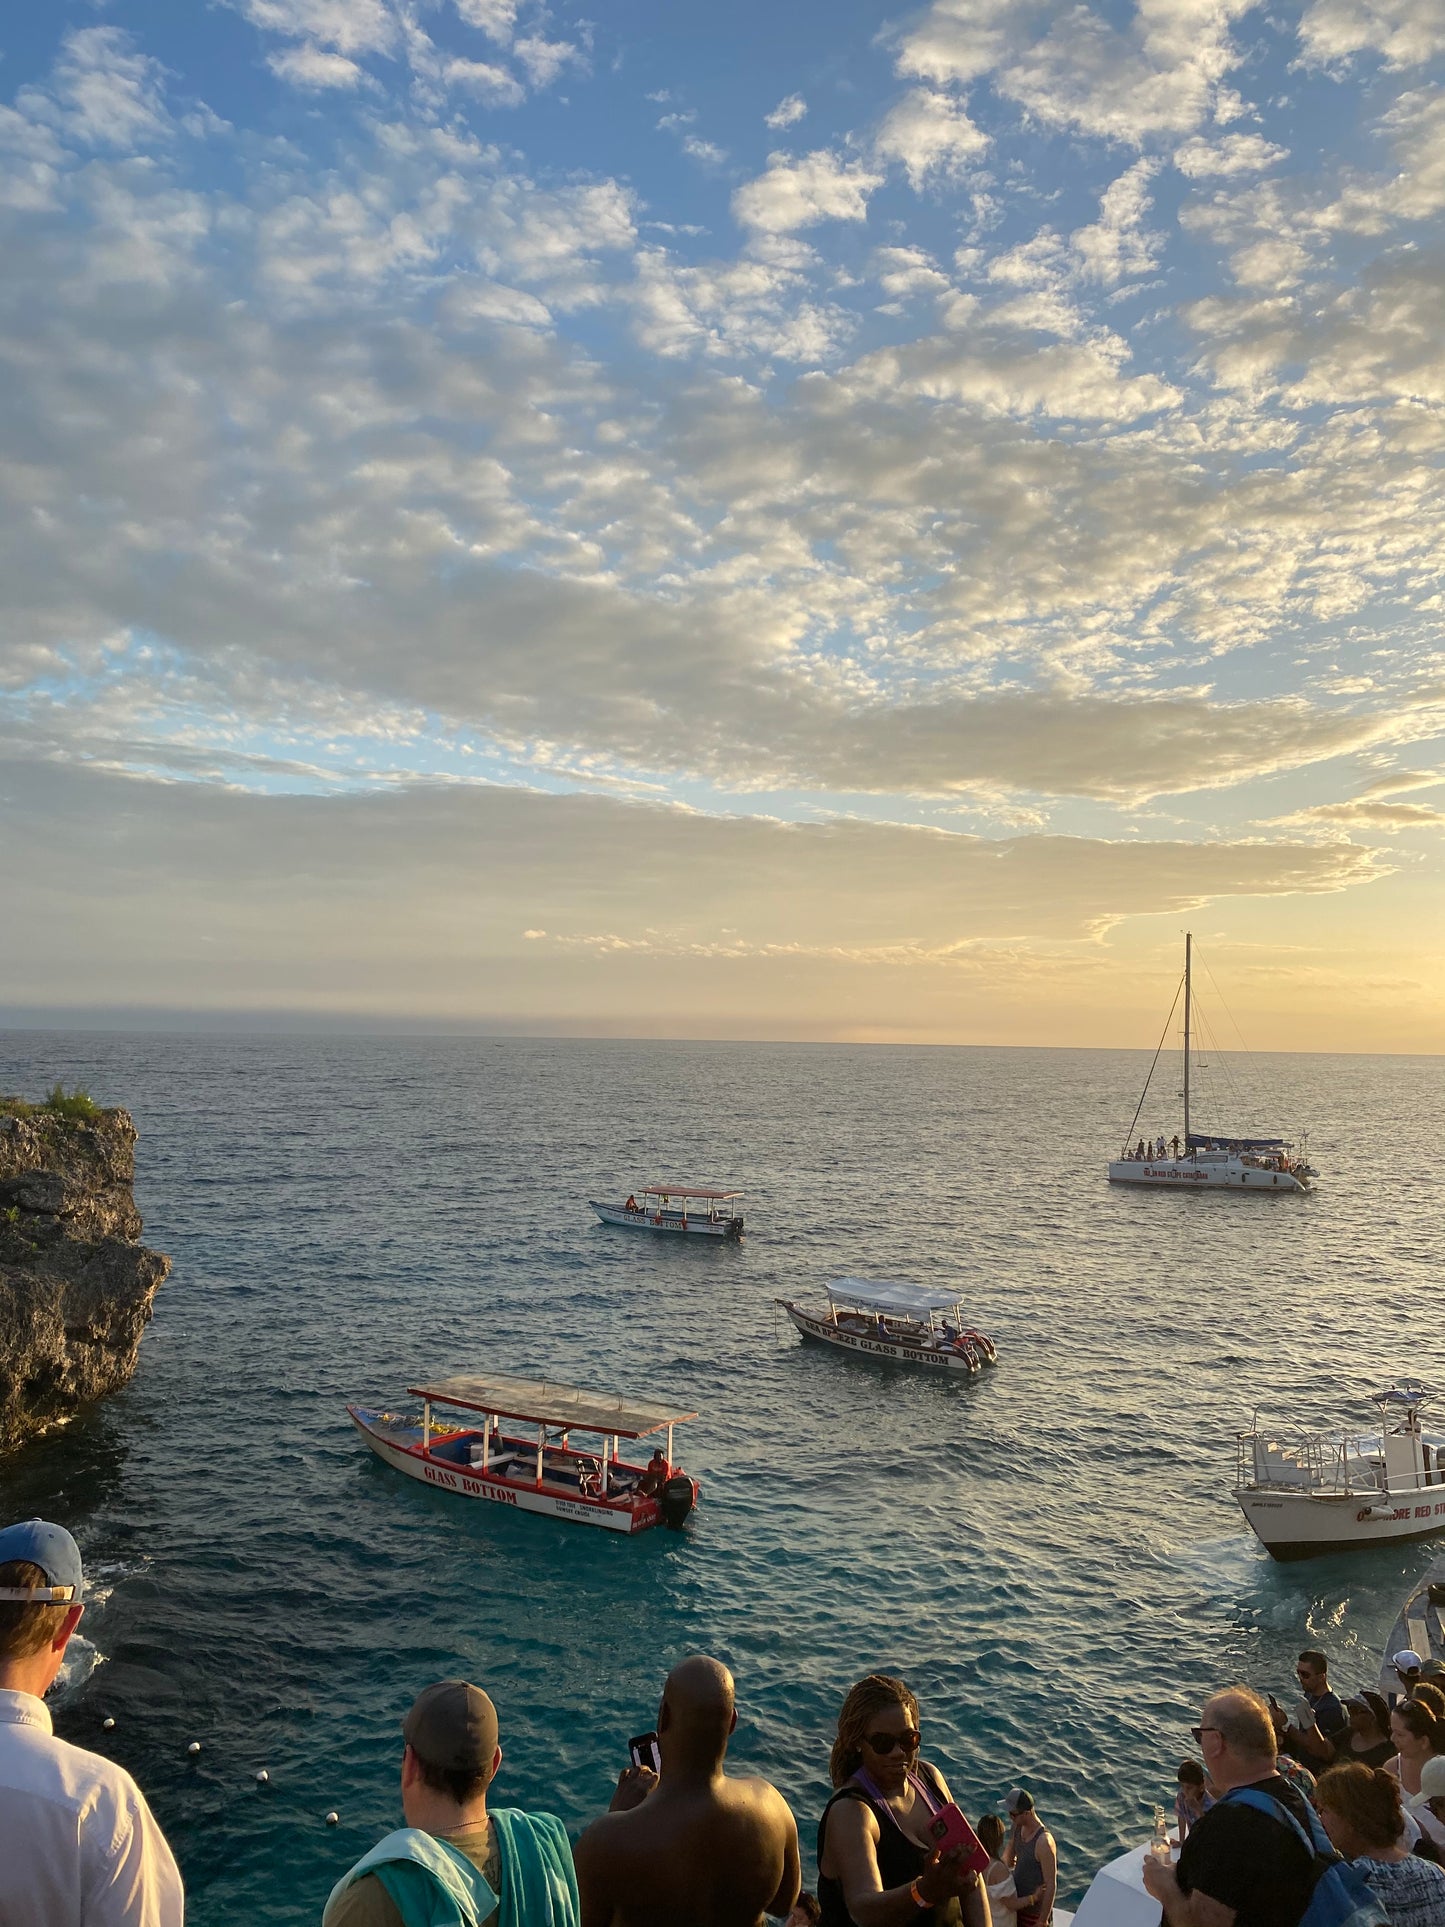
left=1235, top=1384, right=1445, bottom=1560
left=590, top=1185, right=744, bottom=1239
left=776, top=1279, right=998, bottom=1375
left=348, top=1371, right=701, bottom=1534
left=1108, top=932, right=1314, bottom=1192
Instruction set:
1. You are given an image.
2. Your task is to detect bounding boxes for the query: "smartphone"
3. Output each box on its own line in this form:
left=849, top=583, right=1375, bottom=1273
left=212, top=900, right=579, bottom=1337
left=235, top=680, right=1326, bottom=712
left=926, top=1803, right=991, bottom=1875
left=628, top=1731, right=661, bottom=1773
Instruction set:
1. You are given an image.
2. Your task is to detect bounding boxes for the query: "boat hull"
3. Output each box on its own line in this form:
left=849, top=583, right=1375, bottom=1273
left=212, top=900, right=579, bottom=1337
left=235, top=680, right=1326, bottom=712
left=1110, top=1156, right=1308, bottom=1192
left=590, top=1201, right=742, bottom=1238
left=349, top=1407, right=655, bottom=1534
left=780, top=1303, right=989, bottom=1374
left=1237, top=1486, right=1445, bottom=1560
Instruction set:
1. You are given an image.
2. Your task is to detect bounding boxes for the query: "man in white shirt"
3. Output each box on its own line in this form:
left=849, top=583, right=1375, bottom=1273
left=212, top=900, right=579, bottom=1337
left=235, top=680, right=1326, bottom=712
left=0, top=1517, right=184, bottom=1927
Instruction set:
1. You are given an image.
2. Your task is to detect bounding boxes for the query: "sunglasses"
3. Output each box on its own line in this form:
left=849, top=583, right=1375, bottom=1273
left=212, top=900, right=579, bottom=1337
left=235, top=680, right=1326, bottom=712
left=864, top=1729, right=921, bottom=1756
left=1190, top=1726, right=1221, bottom=1745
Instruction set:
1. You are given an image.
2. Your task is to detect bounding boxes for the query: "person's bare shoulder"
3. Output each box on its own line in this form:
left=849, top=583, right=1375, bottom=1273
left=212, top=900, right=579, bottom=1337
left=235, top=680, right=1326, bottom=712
left=725, top=1774, right=799, bottom=1828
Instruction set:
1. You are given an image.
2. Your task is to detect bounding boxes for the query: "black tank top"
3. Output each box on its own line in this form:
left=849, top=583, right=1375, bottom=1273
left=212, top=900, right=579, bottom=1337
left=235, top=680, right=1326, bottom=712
left=816, top=1765, right=961, bottom=1927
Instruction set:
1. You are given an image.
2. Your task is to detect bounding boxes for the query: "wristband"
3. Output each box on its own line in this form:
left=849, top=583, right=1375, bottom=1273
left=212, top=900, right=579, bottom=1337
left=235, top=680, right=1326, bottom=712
left=909, top=1877, right=928, bottom=1906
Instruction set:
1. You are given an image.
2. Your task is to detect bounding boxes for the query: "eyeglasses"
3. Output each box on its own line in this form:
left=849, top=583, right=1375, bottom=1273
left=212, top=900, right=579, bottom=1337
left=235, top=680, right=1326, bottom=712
left=1190, top=1726, right=1221, bottom=1744
left=863, top=1729, right=921, bottom=1756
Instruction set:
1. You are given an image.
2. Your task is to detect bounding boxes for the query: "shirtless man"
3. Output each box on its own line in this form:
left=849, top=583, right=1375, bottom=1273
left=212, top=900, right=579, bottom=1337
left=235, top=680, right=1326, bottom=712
left=574, top=1656, right=801, bottom=1927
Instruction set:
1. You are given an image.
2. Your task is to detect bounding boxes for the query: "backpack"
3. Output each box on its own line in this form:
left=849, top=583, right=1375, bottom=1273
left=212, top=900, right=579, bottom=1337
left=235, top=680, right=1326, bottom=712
left=1223, top=1789, right=1389, bottom=1927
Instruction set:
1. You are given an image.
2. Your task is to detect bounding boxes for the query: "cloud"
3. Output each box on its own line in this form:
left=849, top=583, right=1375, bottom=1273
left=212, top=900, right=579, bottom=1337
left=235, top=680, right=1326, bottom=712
left=1270, top=766, right=1445, bottom=828
left=0, top=758, right=1386, bottom=1019
left=732, top=149, right=883, bottom=233
left=873, top=88, right=989, bottom=190
left=1297, top=0, right=1445, bottom=69
left=893, top=0, right=1030, bottom=86
left=234, top=0, right=398, bottom=58
left=513, top=36, right=583, bottom=88
left=440, top=56, right=526, bottom=104
left=1070, top=159, right=1163, bottom=284
left=268, top=44, right=373, bottom=90
left=1174, top=132, right=1289, bottom=177
left=893, top=0, right=1256, bottom=144
left=20, top=26, right=174, bottom=150
left=453, top=0, right=518, bottom=42
left=765, top=93, right=808, bottom=129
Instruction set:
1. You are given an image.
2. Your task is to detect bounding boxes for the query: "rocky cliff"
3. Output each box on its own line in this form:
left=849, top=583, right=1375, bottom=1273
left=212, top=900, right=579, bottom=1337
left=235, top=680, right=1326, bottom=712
left=0, top=1102, right=171, bottom=1451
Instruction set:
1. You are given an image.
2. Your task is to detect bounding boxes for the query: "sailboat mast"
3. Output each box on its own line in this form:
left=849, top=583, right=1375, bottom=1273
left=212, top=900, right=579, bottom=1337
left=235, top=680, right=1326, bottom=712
left=1183, top=931, right=1191, bottom=1146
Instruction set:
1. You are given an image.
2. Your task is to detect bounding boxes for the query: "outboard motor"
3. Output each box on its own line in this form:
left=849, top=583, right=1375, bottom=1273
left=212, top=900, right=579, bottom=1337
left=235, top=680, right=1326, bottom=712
left=659, top=1474, right=696, bottom=1530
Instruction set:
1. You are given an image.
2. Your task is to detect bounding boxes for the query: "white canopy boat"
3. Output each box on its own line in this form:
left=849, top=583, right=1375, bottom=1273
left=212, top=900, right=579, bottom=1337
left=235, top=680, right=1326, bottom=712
left=776, top=1279, right=998, bottom=1375
left=590, top=1184, right=744, bottom=1239
left=348, top=1371, right=701, bottom=1535
left=1378, top=1551, right=1445, bottom=1697
left=1235, top=1384, right=1445, bottom=1560
left=1108, top=932, right=1314, bottom=1193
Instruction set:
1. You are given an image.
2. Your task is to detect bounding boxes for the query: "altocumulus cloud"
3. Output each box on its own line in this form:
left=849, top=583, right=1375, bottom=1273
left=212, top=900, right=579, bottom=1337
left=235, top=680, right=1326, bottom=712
left=1, top=0, right=1444, bottom=1032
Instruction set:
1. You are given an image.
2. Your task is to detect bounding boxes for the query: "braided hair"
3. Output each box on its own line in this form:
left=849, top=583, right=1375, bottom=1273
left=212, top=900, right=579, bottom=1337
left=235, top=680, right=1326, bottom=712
left=829, top=1674, right=920, bottom=1788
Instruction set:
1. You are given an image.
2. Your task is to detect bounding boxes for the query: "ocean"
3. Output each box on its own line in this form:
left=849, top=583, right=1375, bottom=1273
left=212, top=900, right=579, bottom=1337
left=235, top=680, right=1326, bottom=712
left=2, top=1032, right=1442, bottom=1920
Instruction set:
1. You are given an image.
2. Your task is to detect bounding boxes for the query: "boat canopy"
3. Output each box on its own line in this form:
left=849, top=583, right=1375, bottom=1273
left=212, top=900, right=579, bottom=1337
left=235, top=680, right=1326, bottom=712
left=1186, top=1132, right=1288, bottom=1150
left=825, top=1278, right=964, bottom=1316
left=641, top=1184, right=742, bottom=1200
left=407, top=1372, right=697, bottom=1439
left=1375, top=1384, right=1433, bottom=1407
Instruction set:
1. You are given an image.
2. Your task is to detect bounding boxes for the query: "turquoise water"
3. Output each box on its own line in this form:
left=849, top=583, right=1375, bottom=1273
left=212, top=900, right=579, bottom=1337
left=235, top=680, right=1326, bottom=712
left=2, top=1033, right=1443, bottom=1919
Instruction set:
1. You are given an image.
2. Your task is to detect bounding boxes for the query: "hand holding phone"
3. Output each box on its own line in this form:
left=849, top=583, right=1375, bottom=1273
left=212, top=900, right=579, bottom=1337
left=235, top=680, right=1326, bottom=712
left=925, top=1803, right=990, bottom=1876
left=628, top=1731, right=661, bottom=1774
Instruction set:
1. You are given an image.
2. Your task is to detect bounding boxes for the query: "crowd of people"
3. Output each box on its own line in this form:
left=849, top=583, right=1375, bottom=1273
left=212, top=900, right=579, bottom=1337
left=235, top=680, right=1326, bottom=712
left=10, top=1517, right=1445, bottom=1927
left=1153, top=1647, right=1445, bottom=1926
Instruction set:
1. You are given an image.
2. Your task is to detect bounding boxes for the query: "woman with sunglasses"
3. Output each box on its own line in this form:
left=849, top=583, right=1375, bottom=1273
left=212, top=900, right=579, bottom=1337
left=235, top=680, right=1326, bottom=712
left=816, top=1673, right=991, bottom=1925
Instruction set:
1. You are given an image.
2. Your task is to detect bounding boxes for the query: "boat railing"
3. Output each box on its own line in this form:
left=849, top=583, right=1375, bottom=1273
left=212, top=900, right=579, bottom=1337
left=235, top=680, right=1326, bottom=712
left=1238, top=1429, right=1387, bottom=1495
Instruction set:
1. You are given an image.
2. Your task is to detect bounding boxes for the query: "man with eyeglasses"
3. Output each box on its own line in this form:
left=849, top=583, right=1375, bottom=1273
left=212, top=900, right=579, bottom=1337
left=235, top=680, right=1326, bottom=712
left=1142, top=1687, right=1316, bottom=1926
left=0, top=1517, right=184, bottom=1927
left=574, top=1654, right=801, bottom=1927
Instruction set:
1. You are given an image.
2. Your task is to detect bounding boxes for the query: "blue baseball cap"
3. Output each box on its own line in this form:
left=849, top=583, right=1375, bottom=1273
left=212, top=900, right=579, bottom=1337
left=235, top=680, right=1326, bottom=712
left=0, top=1520, right=84, bottom=1602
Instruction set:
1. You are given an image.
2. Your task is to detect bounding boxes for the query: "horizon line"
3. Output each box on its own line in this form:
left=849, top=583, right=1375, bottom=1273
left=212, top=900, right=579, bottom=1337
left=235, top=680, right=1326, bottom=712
left=0, top=1010, right=1439, bottom=1059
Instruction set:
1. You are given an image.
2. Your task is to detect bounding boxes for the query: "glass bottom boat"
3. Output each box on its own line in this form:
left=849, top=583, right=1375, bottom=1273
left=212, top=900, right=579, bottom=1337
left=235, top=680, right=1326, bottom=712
left=349, top=1371, right=700, bottom=1535
left=590, top=1184, right=744, bottom=1239
left=777, top=1279, right=998, bottom=1375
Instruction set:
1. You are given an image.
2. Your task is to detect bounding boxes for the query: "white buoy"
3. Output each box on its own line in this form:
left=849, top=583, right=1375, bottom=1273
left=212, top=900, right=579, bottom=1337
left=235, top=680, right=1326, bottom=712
left=325, top=1810, right=339, bottom=1826
left=102, top=1717, right=116, bottom=1731
left=187, top=1742, right=201, bottom=1756
left=255, top=1769, right=270, bottom=1785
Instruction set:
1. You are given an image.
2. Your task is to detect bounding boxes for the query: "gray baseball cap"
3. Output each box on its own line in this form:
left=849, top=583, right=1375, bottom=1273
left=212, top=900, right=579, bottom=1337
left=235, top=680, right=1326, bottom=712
left=402, top=1680, right=499, bottom=1772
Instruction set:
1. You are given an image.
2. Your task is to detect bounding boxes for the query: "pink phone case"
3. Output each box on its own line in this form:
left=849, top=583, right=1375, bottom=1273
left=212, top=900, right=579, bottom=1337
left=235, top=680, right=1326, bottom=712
left=926, top=1803, right=991, bottom=1875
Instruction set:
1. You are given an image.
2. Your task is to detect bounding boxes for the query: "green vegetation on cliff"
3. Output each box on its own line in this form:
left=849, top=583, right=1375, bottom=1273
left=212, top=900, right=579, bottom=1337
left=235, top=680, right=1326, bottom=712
left=1, top=1083, right=105, bottom=1123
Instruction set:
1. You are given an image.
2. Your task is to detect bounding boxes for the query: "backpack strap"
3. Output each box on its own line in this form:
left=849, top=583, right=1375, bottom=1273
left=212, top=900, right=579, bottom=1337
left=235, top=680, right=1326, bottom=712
left=1223, top=1787, right=1333, bottom=1862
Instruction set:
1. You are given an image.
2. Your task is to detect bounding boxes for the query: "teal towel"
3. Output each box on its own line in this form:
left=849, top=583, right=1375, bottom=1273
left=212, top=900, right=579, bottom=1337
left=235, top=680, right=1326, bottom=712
left=492, top=1809, right=580, bottom=1927
left=322, top=1811, right=578, bottom=1927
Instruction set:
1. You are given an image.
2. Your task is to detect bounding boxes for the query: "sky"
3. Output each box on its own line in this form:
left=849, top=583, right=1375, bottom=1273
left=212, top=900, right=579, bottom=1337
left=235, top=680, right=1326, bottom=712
left=1, top=0, right=1443, bottom=1048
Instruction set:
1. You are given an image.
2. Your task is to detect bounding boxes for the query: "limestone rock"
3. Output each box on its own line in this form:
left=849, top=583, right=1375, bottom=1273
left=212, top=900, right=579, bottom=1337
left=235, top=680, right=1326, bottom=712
left=0, top=1106, right=171, bottom=1451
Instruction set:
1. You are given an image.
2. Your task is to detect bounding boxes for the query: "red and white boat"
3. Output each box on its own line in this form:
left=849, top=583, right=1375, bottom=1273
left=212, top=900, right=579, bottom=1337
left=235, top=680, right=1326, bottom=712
left=348, top=1371, right=701, bottom=1535
left=590, top=1184, right=744, bottom=1239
